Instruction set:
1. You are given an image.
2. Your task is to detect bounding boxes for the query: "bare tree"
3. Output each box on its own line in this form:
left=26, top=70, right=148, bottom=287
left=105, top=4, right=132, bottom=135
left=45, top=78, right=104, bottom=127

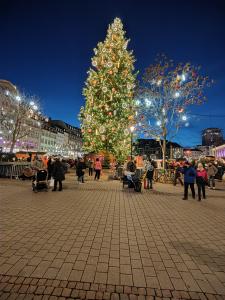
left=0, top=87, right=41, bottom=153
left=136, top=54, right=212, bottom=170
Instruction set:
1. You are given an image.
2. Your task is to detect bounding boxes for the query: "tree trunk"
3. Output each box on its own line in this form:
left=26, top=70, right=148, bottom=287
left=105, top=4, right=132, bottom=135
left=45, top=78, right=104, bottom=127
left=10, top=140, right=16, bottom=153
left=170, top=144, right=173, bottom=159
left=9, top=129, right=17, bottom=153
left=162, top=128, right=167, bottom=171
left=162, top=137, right=166, bottom=170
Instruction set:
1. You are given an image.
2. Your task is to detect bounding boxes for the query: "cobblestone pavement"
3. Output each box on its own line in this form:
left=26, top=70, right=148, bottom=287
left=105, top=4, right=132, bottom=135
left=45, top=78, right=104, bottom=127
left=0, top=173, right=225, bottom=300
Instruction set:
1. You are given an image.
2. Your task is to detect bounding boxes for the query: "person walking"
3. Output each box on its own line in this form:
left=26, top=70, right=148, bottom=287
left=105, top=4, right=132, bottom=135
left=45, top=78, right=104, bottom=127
left=196, top=163, right=208, bottom=201
left=87, top=159, right=94, bottom=176
left=94, top=158, right=102, bottom=180
left=146, top=160, right=154, bottom=189
left=207, top=163, right=218, bottom=190
left=76, top=158, right=86, bottom=183
left=173, top=163, right=184, bottom=186
left=52, top=158, right=65, bottom=191
left=182, top=162, right=196, bottom=200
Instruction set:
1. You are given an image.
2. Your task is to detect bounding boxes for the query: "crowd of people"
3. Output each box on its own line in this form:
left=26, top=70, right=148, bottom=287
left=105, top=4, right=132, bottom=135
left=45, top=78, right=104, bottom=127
left=172, top=160, right=220, bottom=201
left=16, top=153, right=223, bottom=201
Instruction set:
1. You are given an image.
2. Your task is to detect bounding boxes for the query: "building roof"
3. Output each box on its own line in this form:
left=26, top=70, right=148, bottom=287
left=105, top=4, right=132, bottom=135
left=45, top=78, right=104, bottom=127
left=0, top=80, right=17, bottom=94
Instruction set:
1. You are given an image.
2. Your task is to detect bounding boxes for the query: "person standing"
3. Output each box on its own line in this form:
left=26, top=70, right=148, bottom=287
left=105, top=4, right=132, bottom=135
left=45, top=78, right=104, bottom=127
left=94, top=158, right=102, bottom=180
left=145, top=160, right=154, bottom=189
left=52, top=158, right=65, bottom=191
left=47, top=157, right=53, bottom=180
left=182, top=162, right=196, bottom=200
left=76, top=158, right=86, bottom=183
left=87, top=159, right=94, bottom=176
left=207, top=163, right=218, bottom=190
left=196, top=163, right=208, bottom=201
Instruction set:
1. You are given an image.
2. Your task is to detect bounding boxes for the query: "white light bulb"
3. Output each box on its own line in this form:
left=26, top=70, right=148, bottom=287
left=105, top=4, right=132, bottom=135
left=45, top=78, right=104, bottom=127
left=33, top=105, right=38, bottom=110
left=15, top=95, right=21, bottom=101
left=174, top=92, right=180, bottom=98
left=181, top=74, right=186, bottom=81
left=135, top=100, right=140, bottom=106
left=157, top=79, right=162, bottom=86
left=182, top=115, right=187, bottom=121
left=156, top=120, right=161, bottom=126
left=5, top=90, right=10, bottom=96
left=145, top=98, right=152, bottom=107
left=30, top=101, right=34, bottom=106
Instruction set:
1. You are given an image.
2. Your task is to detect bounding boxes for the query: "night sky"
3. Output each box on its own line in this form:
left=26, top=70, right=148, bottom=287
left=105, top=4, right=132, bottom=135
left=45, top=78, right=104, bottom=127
left=1, top=0, right=225, bottom=146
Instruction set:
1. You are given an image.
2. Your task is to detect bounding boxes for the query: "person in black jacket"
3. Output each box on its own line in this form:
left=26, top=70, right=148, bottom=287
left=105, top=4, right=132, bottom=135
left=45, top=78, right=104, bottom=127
left=47, top=157, right=53, bottom=180
left=76, top=158, right=86, bottom=183
left=146, top=160, right=154, bottom=189
left=52, top=158, right=65, bottom=191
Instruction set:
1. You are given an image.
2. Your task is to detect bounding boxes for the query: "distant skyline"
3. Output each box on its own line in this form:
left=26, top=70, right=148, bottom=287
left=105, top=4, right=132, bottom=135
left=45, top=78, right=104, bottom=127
left=1, top=0, right=225, bottom=146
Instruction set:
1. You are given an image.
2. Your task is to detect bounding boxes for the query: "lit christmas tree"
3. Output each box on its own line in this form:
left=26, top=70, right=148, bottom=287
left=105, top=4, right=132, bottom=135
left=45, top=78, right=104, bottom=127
left=80, top=18, right=137, bottom=161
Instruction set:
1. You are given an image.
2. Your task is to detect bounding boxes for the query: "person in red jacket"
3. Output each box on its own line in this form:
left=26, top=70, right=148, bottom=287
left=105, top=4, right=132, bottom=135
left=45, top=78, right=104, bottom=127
left=94, top=158, right=102, bottom=180
left=196, top=163, right=208, bottom=201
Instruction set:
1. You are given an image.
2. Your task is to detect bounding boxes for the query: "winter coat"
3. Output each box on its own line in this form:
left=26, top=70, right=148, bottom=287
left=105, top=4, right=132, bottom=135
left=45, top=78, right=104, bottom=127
left=52, top=161, right=65, bottom=181
left=76, top=162, right=86, bottom=177
left=47, top=159, right=53, bottom=174
left=182, top=166, right=196, bottom=184
left=207, top=165, right=218, bottom=177
left=196, top=169, right=208, bottom=184
left=95, top=161, right=102, bottom=170
left=87, top=160, right=94, bottom=168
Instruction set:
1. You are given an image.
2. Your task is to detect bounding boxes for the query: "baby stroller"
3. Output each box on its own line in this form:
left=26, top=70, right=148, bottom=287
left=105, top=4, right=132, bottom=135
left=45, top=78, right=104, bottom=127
left=32, top=170, right=48, bottom=192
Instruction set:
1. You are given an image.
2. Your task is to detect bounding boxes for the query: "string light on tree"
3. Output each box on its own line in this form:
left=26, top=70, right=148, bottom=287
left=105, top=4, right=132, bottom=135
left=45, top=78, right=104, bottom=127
left=135, top=53, right=212, bottom=170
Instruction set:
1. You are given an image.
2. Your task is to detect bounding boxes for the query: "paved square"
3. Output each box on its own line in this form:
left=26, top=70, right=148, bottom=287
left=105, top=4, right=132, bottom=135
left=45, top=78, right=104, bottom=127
left=0, top=173, right=225, bottom=299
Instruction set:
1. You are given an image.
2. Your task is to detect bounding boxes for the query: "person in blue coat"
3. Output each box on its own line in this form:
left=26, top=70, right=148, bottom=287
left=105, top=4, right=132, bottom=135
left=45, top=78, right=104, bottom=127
left=182, top=162, right=196, bottom=200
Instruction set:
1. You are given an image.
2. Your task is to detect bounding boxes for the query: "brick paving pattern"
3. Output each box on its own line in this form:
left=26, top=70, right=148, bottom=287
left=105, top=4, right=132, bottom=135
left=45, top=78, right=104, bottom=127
left=0, top=173, right=225, bottom=299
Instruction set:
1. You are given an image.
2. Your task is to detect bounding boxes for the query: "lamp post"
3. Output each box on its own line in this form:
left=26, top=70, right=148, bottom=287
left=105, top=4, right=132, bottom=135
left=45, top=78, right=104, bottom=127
left=130, top=126, right=135, bottom=160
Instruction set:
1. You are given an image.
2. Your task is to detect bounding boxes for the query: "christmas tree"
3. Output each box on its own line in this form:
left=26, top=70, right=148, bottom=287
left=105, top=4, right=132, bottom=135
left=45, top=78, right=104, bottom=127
left=80, top=18, right=137, bottom=161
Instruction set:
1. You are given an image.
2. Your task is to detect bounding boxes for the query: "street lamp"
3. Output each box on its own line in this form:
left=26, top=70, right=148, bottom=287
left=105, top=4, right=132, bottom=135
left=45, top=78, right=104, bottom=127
left=130, top=126, right=135, bottom=160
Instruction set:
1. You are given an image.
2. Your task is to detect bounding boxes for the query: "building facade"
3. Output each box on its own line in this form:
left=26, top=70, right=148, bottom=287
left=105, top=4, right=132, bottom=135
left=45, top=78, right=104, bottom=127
left=202, top=128, right=224, bottom=146
left=213, top=144, right=225, bottom=159
left=183, top=148, right=203, bottom=160
left=0, top=80, right=83, bottom=157
left=134, top=139, right=183, bottom=159
left=196, top=145, right=214, bottom=157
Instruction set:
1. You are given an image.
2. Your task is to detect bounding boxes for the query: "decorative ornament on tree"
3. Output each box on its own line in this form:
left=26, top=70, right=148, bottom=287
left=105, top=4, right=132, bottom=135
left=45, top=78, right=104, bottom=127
left=92, top=60, right=97, bottom=67
left=107, top=61, right=113, bottom=68
left=124, top=129, right=129, bottom=135
left=86, top=114, right=92, bottom=122
left=99, top=125, right=105, bottom=134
